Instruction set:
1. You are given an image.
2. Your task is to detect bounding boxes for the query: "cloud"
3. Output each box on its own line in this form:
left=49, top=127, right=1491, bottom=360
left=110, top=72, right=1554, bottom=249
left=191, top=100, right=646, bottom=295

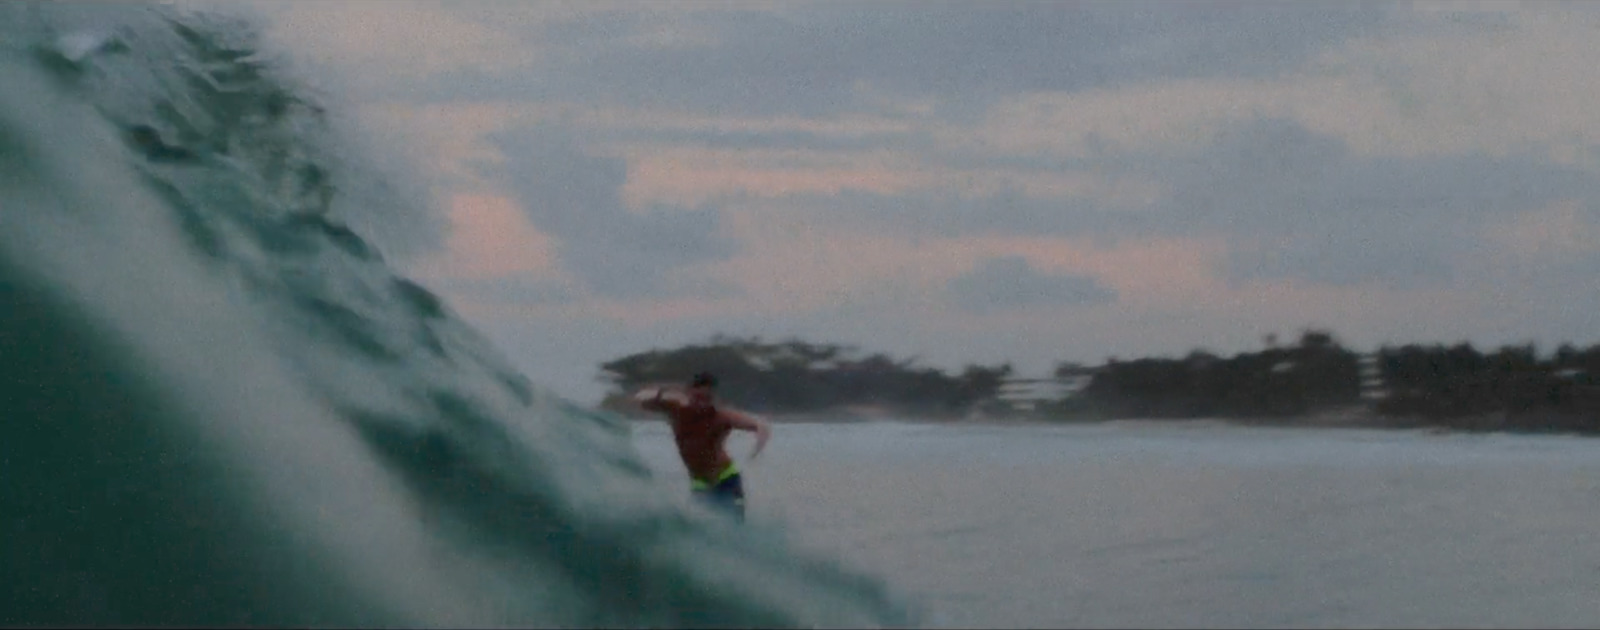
left=230, top=0, right=1600, bottom=403
left=379, top=2, right=1391, bottom=118
left=748, top=117, right=1600, bottom=291
left=1309, top=6, right=1600, bottom=159
left=1221, top=231, right=1458, bottom=290
left=1155, top=117, right=1600, bottom=288
left=482, top=126, right=741, bottom=299
left=414, top=194, right=560, bottom=280
left=1485, top=199, right=1600, bottom=265
left=947, top=256, right=1117, bottom=312
left=244, top=1, right=543, bottom=89
left=937, top=5, right=1600, bottom=164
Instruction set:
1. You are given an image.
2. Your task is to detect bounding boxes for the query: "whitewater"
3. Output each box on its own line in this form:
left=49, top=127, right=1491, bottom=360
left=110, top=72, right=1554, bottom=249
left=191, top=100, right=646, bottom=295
left=0, top=3, right=917, bottom=627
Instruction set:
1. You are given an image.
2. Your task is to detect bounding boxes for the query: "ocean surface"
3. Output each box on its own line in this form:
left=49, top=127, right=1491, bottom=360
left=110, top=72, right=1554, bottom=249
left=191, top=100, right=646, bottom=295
left=0, top=4, right=913, bottom=627
left=634, top=419, right=1600, bottom=628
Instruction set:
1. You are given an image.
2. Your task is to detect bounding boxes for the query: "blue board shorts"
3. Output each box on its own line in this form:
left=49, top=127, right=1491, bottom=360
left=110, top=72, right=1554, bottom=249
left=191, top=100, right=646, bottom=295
left=690, top=463, right=745, bottom=522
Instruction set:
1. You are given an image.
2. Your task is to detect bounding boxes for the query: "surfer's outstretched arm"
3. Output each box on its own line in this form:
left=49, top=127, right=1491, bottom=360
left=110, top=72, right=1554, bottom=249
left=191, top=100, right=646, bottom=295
left=631, top=385, right=683, bottom=413
left=721, top=408, right=772, bottom=461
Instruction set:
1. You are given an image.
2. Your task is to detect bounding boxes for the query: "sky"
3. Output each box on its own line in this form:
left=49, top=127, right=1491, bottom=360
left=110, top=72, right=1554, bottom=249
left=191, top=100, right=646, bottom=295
left=233, top=1, right=1600, bottom=404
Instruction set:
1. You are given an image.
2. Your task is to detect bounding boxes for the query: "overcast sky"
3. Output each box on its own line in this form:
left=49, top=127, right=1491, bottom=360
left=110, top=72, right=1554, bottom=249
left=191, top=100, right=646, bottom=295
left=237, top=1, right=1600, bottom=404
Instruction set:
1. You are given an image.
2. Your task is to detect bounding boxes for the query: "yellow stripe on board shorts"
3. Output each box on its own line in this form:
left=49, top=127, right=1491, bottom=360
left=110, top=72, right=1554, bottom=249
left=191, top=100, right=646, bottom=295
left=689, top=462, right=739, bottom=491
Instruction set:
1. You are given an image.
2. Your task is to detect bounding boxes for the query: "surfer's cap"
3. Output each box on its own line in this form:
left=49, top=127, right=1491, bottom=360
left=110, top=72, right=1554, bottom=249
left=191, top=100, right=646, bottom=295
left=689, top=372, right=717, bottom=389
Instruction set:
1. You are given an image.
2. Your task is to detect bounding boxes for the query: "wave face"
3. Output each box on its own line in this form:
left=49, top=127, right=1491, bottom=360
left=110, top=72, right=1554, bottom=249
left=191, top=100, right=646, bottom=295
left=0, top=4, right=916, bottom=627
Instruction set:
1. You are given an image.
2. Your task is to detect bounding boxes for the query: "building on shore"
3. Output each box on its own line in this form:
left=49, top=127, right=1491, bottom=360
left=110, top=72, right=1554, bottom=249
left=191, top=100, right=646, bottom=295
left=1358, top=352, right=1387, bottom=402
left=994, top=372, right=1093, bottom=413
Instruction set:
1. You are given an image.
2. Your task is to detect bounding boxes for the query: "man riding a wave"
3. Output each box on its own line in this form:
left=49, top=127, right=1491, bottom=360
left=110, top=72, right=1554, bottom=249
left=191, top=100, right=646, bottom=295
left=634, top=372, right=771, bottom=522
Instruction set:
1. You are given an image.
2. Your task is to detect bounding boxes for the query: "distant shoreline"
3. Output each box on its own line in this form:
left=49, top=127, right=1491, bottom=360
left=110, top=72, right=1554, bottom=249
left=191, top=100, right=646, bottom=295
left=616, top=404, right=1600, bottom=438
left=596, top=332, right=1599, bottom=439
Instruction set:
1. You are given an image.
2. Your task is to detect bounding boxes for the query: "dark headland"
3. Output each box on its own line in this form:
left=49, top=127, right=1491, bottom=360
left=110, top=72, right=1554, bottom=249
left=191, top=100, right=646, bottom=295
left=596, top=331, right=1600, bottom=436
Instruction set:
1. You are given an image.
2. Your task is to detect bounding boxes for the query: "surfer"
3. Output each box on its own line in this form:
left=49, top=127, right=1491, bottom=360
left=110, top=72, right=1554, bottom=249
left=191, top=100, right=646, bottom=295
left=633, top=372, right=771, bottom=522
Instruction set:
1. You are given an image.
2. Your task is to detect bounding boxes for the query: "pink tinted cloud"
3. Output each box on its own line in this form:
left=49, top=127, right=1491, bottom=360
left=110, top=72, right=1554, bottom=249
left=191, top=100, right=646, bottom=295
left=621, top=149, right=924, bottom=208
left=415, top=193, right=1487, bottom=352
left=413, top=193, right=559, bottom=281
left=619, top=146, right=1159, bottom=209
left=449, top=294, right=741, bottom=329
left=698, top=219, right=1226, bottom=317
left=699, top=226, right=1484, bottom=347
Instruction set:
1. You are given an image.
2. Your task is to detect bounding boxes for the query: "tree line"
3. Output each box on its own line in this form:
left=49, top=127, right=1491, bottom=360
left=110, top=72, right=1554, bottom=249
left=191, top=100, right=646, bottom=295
left=1373, top=342, right=1600, bottom=432
left=598, top=335, right=1012, bottom=417
left=598, top=331, right=1600, bottom=434
left=1054, top=330, right=1361, bottom=420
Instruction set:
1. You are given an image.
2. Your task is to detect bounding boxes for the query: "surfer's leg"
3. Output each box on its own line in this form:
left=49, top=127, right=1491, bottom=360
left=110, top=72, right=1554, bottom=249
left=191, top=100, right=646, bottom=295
left=691, top=475, right=746, bottom=522
left=713, top=474, right=746, bottom=523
